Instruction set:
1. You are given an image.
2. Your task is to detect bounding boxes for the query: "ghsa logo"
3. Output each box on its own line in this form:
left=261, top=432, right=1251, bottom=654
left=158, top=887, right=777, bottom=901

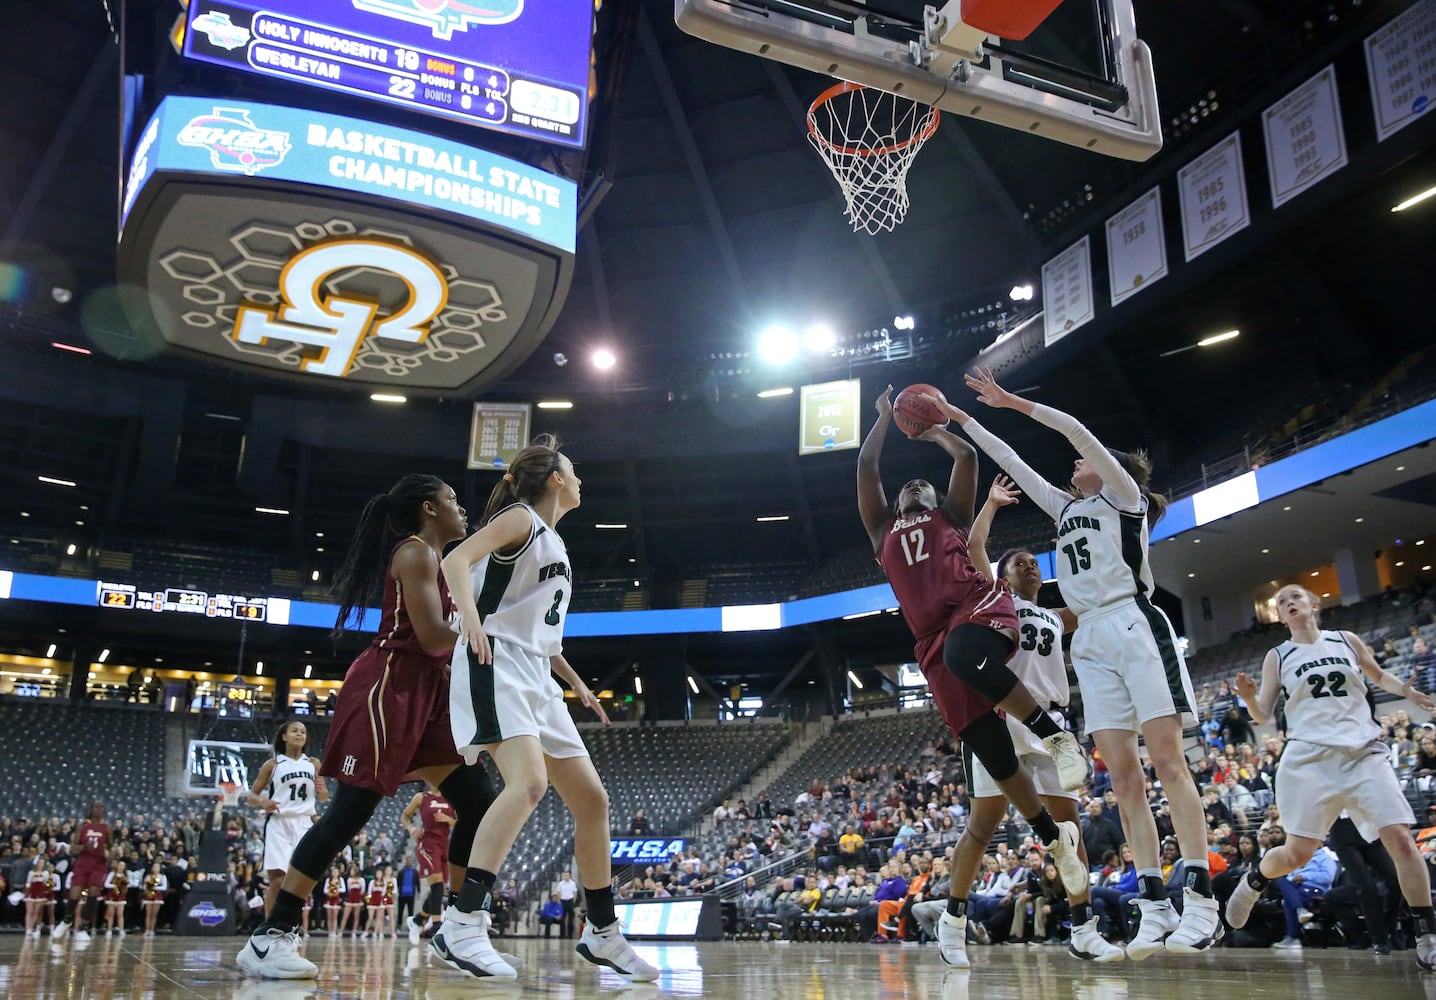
left=352, top=0, right=524, bottom=41
left=177, top=108, right=291, bottom=177
left=187, top=900, right=229, bottom=927
left=191, top=10, right=252, bottom=50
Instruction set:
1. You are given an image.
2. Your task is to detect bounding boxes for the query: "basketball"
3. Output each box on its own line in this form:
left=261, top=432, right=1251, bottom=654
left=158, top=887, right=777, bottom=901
left=892, top=384, right=947, bottom=437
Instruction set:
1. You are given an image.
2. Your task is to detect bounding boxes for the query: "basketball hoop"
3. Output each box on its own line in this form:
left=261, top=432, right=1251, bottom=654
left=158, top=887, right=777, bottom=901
left=219, top=781, right=242, bottom=808
left=807, top=82, right=941, bottom=235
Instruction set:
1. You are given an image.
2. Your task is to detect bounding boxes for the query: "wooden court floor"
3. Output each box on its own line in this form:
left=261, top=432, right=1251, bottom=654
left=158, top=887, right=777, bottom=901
left=2, top=933, right=1435, bottom=999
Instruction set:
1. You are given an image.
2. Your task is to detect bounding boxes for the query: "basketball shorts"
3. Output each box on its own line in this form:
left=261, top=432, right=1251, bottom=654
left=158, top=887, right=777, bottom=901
left=1277, top=738, right=1414, bottom=843
left=72, top=858, right=107, bottom=891
left=416, top=835, right=450, bottom=881
left=1070, top=598, right=1196, bottom=734
left=319, top=645, right=463, bottom=797
left=449, top=636, right=588, bottom=766
left=968, top=710, right=1076, bottom=801
left=262, top=814, right=313, bottom=872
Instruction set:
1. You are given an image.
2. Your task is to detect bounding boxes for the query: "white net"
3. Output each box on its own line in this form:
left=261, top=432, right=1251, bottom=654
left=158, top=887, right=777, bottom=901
left=807, top=83, right=941, bottom=235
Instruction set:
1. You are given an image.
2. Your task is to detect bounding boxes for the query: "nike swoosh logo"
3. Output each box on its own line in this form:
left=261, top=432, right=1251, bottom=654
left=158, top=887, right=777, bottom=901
left=975, top=658, right=987, bottom=671
left=1127, top=624, right=1136, bottom=631
left=252, top=944, right=270, bottom=960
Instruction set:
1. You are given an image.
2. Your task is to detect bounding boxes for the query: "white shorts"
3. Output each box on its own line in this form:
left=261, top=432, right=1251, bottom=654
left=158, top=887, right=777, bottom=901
left=1071, top=599, right=1197, bottom=735
left=262, top=814, right=313, bottom=872
left=450, top=635, right=588, bottom=766
left=1276, top=739, right=1415, bottom=843
left=968, top=745, right=1075, bottom=801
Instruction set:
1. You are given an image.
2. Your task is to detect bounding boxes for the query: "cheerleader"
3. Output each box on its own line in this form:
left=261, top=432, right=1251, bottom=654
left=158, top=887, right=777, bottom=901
left=363, top=870, right=385, bottom=938
left=381, top=864, right=399, bottom=937
left=341, top=863, right=365, bottom=937
left=24, top=855, right=56, bottom=937
left=323, top=866, right=343, bottom=938
left=141, top=862, right=167, bottom=937
left=103, top=860, right=129, bottom=936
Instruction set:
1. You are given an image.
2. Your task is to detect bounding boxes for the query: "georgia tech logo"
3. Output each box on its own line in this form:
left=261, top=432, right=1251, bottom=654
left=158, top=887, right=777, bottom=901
left=177, top=108, right=291, bottom=176
left=233, top=239, right=448, bottom=378
left=352, top=0, right=525, bottom=40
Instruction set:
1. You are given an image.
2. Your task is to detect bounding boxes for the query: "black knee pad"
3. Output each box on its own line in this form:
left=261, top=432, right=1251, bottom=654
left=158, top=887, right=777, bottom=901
left=959, top=711, right=1020, bottom=783
left=439, top=764, right=496, bottom=868
left=943, top=625, right=1020, bottom=703
left=424, top=882, right=445, bottom=916
left=288, top=782, right=382, bottom=879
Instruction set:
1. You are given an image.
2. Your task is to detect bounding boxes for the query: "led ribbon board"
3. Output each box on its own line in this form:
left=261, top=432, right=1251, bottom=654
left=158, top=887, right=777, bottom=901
left=183, top=0, right=593, bottom=147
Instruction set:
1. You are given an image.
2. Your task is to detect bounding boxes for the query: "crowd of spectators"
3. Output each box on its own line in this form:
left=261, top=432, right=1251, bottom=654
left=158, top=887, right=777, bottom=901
left=0, top=805, right=515, bottom=937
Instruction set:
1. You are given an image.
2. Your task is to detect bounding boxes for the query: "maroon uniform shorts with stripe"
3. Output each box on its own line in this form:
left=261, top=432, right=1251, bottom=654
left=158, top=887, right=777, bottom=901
left=416, top=834, right=450, bottom=881
left=913, top=588, right=1019, bottom=736
left=320, top=645, right=463, bottom=797
left=72, top=857, right=108, bottom=891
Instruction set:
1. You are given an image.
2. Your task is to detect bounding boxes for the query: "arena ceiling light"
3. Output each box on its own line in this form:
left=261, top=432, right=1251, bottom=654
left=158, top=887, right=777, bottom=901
left=592, top=348, right=617, bottom=370
left=38, top=475, right=77, bottom=487
left=1197, top=329, right=1240, bottom=347
left=537, top=400, right=573, bottom=409
left=804, top=323, right=836, bottom=351
left=1392, top=184, right=1436, bottom=212
left=756, top=515, right=789, bottom=522
left=98, top=648, right=110, bottom=662
left=370, top=393, right=407, bottom=404
left=686, top=675, right=700, bottom=694
left=892, top=315, right=915, bottom=331
left=255, top=506, right=290, bottom=515
left=757, top=325, right=798, bottom=365
left=1009, top=284, right=1035, bottom=301
left=45, top=643, right=56, bottom=658
left=51, top=342, right=92, bottom=355
left=594, top=522, right=627, bottom=529
left=634, top=675, right=643, bottom=695
left=757, top=387, right=793, bottom=398
left=846, top=669, right=864, bottom=689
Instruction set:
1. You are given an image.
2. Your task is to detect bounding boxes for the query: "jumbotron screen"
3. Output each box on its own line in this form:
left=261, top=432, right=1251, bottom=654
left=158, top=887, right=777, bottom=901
left=181, top=0, right=594, bottom=147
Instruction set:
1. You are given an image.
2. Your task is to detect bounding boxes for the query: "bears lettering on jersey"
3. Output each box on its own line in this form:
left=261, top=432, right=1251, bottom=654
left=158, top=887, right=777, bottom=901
left=889, top=512, right=934, bottom=533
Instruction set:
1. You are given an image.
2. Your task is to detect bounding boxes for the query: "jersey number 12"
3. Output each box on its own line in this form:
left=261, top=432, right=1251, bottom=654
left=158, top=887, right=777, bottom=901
left=898, top=529, right=929, bottom=566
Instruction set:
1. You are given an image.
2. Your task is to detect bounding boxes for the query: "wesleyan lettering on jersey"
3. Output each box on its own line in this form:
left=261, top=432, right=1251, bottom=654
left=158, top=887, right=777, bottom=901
left=1289, top=655, right=1350, bottom=679
left=472, top=504, right=572, bottom=656
left=1058, top=514, right=1101, bottom=536
left=538, top=561, right=570, bottom=583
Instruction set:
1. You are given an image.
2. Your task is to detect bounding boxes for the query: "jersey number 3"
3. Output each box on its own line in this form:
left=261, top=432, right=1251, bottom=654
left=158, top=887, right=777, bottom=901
left=898, top=529, right=929, bottom=566
left=544, top=589, right=564, bottom=626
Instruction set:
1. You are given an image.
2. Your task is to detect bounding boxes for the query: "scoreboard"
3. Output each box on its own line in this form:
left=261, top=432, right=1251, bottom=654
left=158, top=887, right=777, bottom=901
left=182, top=0, right=594, bottom=148
left=98, top=582, right=279, bottom=623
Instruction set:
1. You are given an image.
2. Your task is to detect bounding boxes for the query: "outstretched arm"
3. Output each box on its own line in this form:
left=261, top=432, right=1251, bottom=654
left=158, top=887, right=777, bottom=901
left=965, top=366, right=1142, bottom=511
left=967, top=475, right=1021, bottom=581
left=1349, top=631, right=1436, bottom=710
left=1234, top=651, right=1281, bottom=725
left=857, top=386, right=895, bottom=551
left=915, top=424, right=980, bottom=529
left=917, top=391, right=1072, bottom=522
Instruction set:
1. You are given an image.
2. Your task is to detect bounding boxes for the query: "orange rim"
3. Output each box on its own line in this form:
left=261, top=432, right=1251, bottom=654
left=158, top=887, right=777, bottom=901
left=806, top=81, right=942, bottom=157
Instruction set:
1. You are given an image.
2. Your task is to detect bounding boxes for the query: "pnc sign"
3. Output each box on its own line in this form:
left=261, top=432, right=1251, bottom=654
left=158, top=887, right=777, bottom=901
left=233, top=239, right=448, bottom=378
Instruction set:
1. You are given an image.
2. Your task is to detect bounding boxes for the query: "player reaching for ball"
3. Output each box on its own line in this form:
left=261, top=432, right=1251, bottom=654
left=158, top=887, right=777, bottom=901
left=1226, top=584, right=1436, bottom=969
left=917, top=367, right=1221, bottom=958
left=857, top=384, right=1090, bottom=969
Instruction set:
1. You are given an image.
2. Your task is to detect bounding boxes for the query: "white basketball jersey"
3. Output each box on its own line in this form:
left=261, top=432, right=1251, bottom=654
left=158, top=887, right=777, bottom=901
left=1007, top=594, right=1069, bottom=754
left=267, top=753, right=317, bottom=817
left=470, top=503, right=571, bottom=657
left=1054, top=493, right=1153, bottom=615
left=1276, top=630, right=1380, bottom=749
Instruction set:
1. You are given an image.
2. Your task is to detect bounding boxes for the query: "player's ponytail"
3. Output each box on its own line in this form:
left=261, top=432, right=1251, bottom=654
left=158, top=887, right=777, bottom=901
left=481, top=434, right=563, bottom=526
left=331, top=474, right=447, bottom=638
left=1109, top=448, right=1167, bottom=527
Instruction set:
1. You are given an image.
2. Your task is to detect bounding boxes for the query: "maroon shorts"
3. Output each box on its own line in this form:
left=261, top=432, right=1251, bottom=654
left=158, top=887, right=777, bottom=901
left=72, top=857, right=108, bottom=891
left=416, top=835, right=450, bottom=881
left=319, top=645, right=463, bottom=797
left=914, top=595, right=1019, bottom=736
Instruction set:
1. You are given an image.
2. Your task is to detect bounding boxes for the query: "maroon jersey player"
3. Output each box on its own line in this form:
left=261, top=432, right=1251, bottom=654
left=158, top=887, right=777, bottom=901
left=857, top=384, right=1090, bottom=971
left=52, top=801, right=110, bottom=942
left=402, top=784, right=456, bottom=942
